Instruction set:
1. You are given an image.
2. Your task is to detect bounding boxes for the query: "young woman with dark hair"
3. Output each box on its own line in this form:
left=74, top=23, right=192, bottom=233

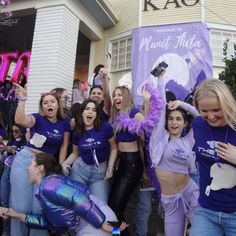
left=149, top=77, right=199, bottom=236
left=62, top=99, right=117, bottom=203
left=0, top=153, right=127, bottom=236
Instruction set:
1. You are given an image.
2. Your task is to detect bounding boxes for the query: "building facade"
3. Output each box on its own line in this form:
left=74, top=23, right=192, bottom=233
left=1, top=0, right=236, bottom=112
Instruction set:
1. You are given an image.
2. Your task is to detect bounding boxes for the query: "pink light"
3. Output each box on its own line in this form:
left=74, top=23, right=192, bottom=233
left=0, top=0, right=11, bottom=6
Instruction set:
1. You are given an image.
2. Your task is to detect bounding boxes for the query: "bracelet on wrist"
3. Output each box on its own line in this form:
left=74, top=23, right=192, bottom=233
left=18, top=96, right=27, bottom=101
left=112, top=227, right=120, bottom=235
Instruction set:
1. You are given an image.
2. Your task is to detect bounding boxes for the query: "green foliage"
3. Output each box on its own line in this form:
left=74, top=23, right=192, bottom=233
left=219, top=39, right=236, bottom=99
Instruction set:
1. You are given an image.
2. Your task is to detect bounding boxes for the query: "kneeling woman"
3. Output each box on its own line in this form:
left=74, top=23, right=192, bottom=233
left=1, top=153, right=127, bottom=235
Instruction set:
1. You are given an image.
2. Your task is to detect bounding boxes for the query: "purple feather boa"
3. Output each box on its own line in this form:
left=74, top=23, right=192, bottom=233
left=113, top=83, right=164, bottom=136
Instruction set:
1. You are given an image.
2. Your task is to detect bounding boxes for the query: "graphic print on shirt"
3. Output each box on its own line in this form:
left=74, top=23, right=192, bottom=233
left=81, top=137, right=101, bottom=149
left=205, top=163, right=236, bottom=196
left=82, top=137, right=101, bottom=168
left=46, top=129, right=63, bottom=139
left=30, top=133, right=46, bottom=148
left=172, top=148, right=188, bottom=160
left=197, top=140, right=217, bottom=160
left=30, top=129, right=64, bottom=148
left=198, top=139, right=236, bottom=196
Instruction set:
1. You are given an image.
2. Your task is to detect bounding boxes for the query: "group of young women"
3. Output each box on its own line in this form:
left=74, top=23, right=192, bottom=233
left=0, top=65, right=235, bottom=236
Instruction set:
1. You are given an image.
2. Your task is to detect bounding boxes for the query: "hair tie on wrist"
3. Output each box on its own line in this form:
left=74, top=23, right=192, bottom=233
left=112, top=227, right=120, bottom=235
left=18, top=96, right=27, bottom=101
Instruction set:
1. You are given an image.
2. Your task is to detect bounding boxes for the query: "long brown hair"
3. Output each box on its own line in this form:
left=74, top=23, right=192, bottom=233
left=110, top=86, right=134, bottom=123
left=75, top=99, right=102, bottom=140
left=38, top=92, right=65, bottom=119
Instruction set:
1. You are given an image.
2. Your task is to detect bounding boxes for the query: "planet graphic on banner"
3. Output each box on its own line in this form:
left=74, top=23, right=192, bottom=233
left=153, top=53, right=189, bottom=87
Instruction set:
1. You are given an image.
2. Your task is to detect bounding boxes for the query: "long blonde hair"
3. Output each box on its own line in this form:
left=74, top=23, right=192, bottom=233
left=194, top=78, right=236, bottom=130
left=110, top=86, right=134, bottom=123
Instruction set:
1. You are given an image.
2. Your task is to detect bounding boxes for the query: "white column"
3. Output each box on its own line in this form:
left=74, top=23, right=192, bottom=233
left=26, top=4, right=80, bottom=113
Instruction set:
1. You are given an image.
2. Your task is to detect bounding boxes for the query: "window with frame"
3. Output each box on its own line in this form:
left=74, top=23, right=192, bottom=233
left=111, top=36, right=132, bottom=72
left=211, top=30, right=236, bottom=67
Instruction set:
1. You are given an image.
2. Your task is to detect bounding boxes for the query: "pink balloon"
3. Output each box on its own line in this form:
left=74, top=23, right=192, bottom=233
left=11, top=51, right=31, bottom=84
left=81, top=81, right=88, bottom=92
left=0, top=52, right=18, bottom=83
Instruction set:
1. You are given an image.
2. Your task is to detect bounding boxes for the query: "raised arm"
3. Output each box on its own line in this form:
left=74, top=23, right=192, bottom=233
left=14, top=83, right=35, bottom=128
left=100, top=68, right=111, bottom=115
left=168, top=100, right=199, bottom=118
left=149, top=79, right=167, bottom=140
left=149, top=79, right=169, bottom=167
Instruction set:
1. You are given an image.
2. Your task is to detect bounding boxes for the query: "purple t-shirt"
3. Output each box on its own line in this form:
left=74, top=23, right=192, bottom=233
left=0, top=128, right=7, bottom=138
left=72, top=122, right=113, bottom=165
left=99, top=102, right=109, bottom=122
left=116, top=107, right=140, bottom=142
left=26, top=113, right=71, bottom=155
left=10, top=138, right=26, bottom=152
left=193, top=116, right=236, bottom=213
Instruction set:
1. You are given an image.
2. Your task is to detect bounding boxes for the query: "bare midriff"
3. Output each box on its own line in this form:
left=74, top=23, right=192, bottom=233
left=118, top=141, right=139, bottom=152
left=156, top=168, right=190, bottom=195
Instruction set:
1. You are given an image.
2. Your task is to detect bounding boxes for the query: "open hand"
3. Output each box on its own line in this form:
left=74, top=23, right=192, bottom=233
left=215, top=142, right=236, bottom=165
left=61, top=162, right=71, bottom=176
left=105, top=166, right=113, bottom=179
left=0, top=207, right=9, bottom=219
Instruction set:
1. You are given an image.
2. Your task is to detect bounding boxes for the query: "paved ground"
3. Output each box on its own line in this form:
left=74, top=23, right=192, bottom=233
left=124, top=189, right=165, bottom=236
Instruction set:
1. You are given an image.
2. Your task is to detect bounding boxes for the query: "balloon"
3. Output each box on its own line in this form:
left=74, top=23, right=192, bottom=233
left=0, top=52, right=18, bottom=83
left=11, top=51, right=31, bottom=84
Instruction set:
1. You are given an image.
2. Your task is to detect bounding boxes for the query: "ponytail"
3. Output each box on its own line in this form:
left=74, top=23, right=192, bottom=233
left=35, top=153, right=63, bottom=176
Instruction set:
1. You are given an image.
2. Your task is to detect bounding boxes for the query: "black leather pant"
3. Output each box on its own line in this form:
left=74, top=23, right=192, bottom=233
left=109, top=151, right=144, bottom=221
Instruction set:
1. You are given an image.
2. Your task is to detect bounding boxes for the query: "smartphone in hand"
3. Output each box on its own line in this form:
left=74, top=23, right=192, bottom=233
left=150, top=61, right=168, bottom=77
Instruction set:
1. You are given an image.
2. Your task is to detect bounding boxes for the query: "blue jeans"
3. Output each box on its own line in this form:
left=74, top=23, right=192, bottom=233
left=1, top=165, right=11, bottom=234
left=133, top=188, right=154, bottom=236
left=190, top=161, right=200, bottom=186
left=10, top=148, right=48, bottom=236
left=70, top=157, right=109, bottom=203
left=190, top=206, right=236, bottom=236
left=1, top=165, right=11, bottom=207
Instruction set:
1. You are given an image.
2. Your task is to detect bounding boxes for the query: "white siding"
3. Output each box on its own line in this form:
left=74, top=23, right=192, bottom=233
left=26, top=4, right=80, bottom=113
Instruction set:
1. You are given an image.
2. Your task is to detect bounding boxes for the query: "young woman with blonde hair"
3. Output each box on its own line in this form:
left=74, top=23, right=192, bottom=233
left=190, top=78, right=236, bottom=236
left=109, top=83, right=163, bottom=232
left=10, top=83, right=70, bottom=236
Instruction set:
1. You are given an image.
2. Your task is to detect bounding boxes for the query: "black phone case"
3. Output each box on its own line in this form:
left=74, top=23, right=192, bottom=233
left=150, top=67, right=163, bottom=77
